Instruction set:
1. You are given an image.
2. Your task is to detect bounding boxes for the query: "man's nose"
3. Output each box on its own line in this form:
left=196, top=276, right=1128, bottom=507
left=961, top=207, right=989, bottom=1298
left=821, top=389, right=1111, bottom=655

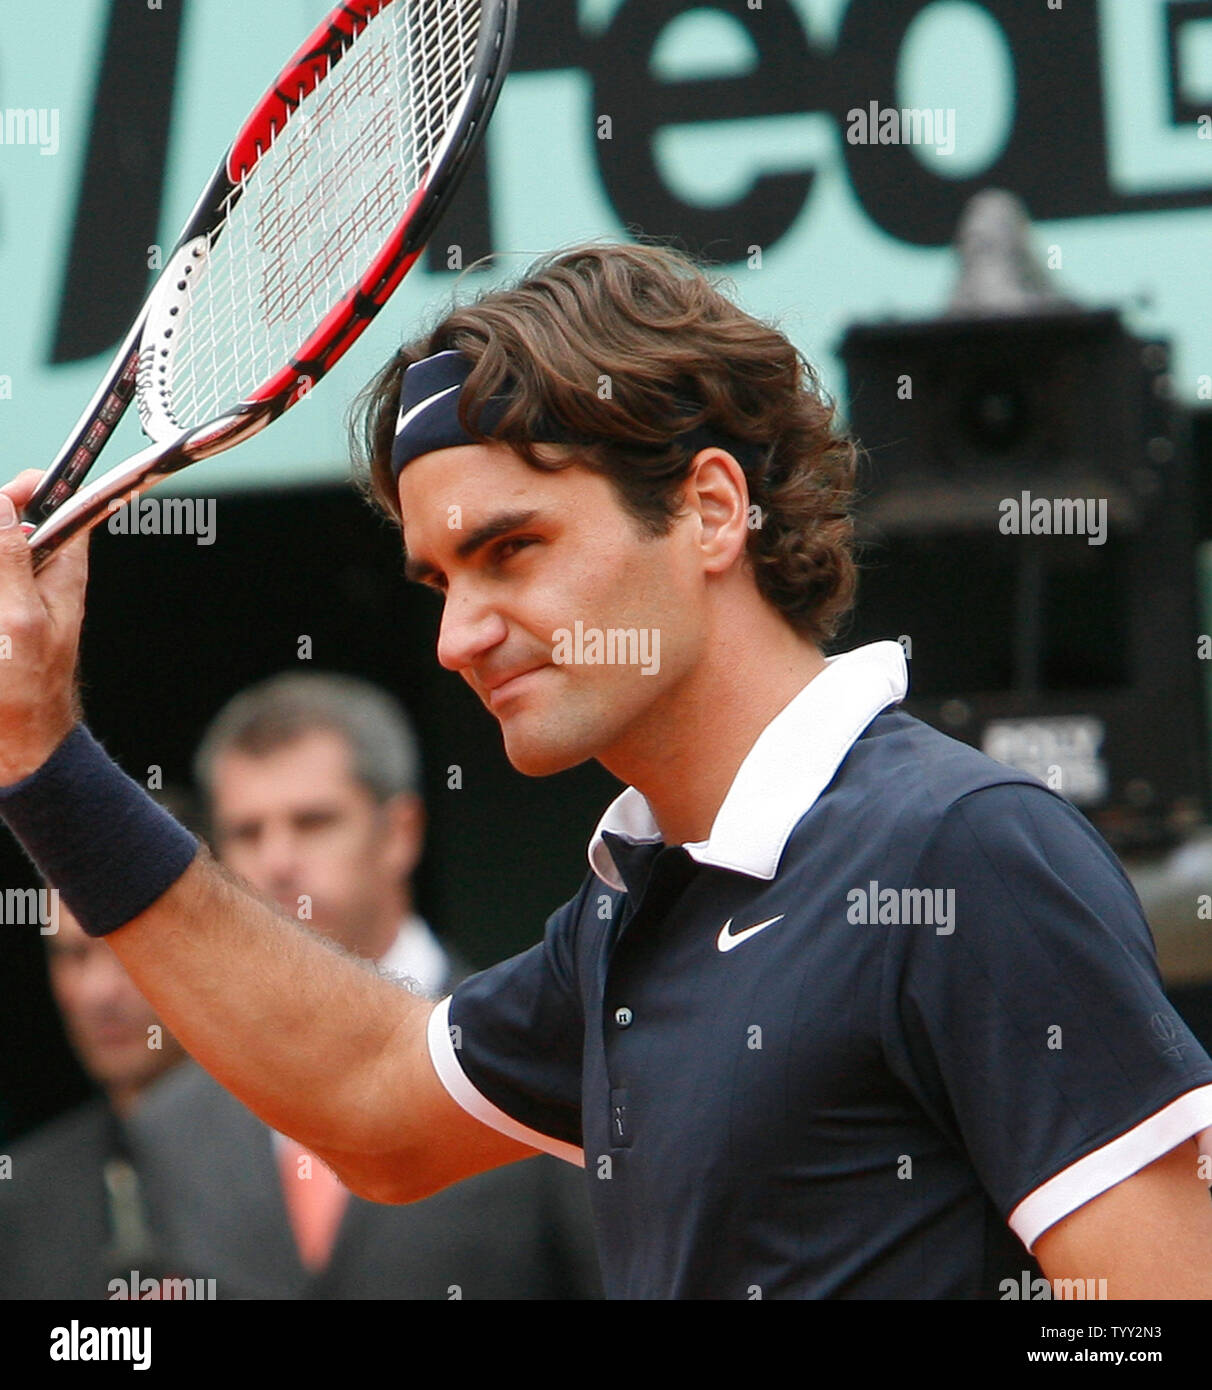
left=245, top=822, right=302, bottom=888
left=435, top=580, right=508, bottom=674
left=77, top=950, right=129, bottom=1011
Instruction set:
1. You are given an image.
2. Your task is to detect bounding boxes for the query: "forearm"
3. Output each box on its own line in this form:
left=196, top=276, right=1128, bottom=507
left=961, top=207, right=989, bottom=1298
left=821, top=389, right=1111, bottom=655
left=0, top=723, right=516, bottom=1200
left=0, top=480, right=527, bottom=1204
left=107, top=847, right=436, bottom=1173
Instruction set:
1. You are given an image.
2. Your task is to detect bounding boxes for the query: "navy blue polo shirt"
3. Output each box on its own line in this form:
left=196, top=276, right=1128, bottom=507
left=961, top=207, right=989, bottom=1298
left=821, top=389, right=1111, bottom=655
left=426, top=642, right=1212, bottom=1298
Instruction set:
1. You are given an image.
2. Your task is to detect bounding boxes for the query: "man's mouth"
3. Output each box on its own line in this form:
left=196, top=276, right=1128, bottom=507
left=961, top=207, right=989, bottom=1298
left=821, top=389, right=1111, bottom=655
left=481, top=664, right=548, bottom=710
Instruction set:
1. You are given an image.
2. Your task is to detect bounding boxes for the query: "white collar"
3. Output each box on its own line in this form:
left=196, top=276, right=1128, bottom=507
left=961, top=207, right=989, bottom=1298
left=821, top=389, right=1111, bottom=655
left=587, top=641, right=908, bottom=891
left=376, top=915, right=449, bottom=995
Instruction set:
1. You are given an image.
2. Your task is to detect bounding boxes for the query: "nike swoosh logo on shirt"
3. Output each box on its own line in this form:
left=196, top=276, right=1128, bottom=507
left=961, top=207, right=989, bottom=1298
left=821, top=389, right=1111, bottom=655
left=716, top=914, right=785, bottom=953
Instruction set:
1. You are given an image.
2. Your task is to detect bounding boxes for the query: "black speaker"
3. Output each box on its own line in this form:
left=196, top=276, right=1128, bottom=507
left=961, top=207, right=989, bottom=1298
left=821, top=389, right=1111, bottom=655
left=839, top=308, right=1207, bottom=851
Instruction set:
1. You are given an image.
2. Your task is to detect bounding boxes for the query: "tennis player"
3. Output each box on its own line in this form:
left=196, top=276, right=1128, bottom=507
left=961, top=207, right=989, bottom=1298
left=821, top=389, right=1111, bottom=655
left=2, top=243, right=1210, bottom=1299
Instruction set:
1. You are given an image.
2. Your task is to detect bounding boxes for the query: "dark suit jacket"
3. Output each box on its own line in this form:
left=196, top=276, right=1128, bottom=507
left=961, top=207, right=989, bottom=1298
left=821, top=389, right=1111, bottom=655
left=0, top=1094, right=183, bottom=1300
left=126, top=935, right=601, bottom=1299
left=129, top=1060, right=601, bottom=1300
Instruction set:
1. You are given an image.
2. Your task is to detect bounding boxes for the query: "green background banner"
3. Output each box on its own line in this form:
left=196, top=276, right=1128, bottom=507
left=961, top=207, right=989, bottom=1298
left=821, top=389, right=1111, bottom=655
left=1, top=0, right=1209, bottom=493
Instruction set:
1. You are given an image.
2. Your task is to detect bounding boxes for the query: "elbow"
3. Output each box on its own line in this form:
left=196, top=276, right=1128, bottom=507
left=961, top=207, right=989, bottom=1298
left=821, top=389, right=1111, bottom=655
left=325, top=1148, right=447, bottom=1206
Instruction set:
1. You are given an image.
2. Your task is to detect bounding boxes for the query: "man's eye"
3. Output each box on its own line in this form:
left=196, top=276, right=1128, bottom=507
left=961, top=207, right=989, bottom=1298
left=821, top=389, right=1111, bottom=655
left=496, top=537, right=536, bottom=563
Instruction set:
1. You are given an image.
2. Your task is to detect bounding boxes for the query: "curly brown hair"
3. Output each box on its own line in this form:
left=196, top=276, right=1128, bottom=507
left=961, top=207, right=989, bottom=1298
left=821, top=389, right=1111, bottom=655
left=350, top=242, right=857, bottom=644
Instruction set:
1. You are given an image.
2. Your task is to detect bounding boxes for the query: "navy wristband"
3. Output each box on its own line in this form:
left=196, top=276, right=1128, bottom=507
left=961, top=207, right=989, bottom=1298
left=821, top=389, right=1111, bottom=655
left=0, top=724, right=199, bottom=937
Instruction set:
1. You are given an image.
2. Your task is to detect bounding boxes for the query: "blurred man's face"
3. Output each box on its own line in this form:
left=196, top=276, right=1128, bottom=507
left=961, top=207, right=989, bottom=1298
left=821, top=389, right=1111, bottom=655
left=208, top=729, right=421, bottom=957
left=48, top=908, right=184, bottom=1106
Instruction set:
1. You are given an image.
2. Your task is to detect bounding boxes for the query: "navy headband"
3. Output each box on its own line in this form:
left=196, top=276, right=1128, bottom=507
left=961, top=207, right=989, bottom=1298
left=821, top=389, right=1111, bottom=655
left=390, top=349, right=767, bottom=479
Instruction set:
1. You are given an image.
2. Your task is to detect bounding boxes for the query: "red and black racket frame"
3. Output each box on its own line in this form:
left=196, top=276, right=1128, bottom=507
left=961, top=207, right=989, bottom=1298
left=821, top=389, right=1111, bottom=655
left=24, top=0, right=516, bottom=563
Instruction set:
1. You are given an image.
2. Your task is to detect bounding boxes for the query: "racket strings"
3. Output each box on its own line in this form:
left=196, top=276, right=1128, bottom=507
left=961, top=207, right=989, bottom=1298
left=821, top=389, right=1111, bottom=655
left=162, top=0, right=483, bottom=432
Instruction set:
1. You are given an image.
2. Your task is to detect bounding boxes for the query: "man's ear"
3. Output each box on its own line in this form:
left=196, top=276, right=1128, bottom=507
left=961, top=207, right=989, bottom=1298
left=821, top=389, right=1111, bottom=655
left=685, top=448, right=752, bottom=574
left=380, top=793, right=425, bottom=881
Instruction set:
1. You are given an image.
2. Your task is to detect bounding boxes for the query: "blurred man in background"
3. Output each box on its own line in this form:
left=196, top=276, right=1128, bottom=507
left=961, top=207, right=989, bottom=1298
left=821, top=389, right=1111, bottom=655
left=0, top=802, right=193, bottom=1299
left=132, top=672, right=600, bottom=1299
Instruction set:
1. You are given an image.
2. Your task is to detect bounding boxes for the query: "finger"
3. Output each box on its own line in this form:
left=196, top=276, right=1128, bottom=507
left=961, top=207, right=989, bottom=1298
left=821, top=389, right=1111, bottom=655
left=0, top=469, right=51, bottom=511
left=0, top=486, right=89, bottom=637
left=35, top=524, right=90, bottom=631
left=0, top=493, right=41, bottom=610
left=0, top=469, right=89, bottom=618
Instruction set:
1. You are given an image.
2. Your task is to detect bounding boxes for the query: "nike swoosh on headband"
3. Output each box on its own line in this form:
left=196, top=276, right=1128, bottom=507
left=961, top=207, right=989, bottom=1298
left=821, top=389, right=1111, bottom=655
left=390, top=347, right=770, bottom=480
left=396, top=382, right=461, bottom=437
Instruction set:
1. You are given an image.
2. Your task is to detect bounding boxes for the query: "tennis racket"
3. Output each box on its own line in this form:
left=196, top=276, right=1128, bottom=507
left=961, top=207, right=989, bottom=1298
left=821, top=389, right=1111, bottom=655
left=23, top=0, right=516, bottom=568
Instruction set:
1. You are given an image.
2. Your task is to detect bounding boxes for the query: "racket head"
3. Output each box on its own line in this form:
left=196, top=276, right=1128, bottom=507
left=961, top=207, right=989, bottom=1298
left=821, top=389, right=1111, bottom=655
left=142, top=0, right=516, bottom=440
left=26, top=0, right=516, bottom=535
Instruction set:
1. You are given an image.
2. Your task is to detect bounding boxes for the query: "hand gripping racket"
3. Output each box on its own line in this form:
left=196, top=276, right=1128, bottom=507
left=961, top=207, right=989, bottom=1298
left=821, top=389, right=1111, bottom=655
left=23, top=0, right=516, bottom=568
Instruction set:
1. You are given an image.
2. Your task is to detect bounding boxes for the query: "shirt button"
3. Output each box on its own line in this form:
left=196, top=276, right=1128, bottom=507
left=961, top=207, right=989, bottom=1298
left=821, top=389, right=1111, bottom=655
left=614, top=1007, right=634, bottom=1028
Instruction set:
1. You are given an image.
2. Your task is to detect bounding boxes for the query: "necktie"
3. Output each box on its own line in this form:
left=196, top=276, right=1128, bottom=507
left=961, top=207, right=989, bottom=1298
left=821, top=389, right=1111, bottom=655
left=277, top=1138, right=350, bottom=1272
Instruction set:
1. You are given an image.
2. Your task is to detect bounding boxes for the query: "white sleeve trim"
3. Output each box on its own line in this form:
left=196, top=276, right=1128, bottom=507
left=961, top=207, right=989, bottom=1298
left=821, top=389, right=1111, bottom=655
left=425, top=996, right=585, bottom=1168
left=1010, top=1084, right=1212, bottom=1251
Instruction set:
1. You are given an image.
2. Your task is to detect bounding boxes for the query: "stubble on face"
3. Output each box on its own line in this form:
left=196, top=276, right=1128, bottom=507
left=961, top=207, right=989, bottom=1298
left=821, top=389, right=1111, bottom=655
left=398, top=444, right=704, bottom=781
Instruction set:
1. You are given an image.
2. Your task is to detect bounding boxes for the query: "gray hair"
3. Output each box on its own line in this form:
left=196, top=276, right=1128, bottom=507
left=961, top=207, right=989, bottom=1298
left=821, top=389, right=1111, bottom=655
left=194, top=672, right=421, bottom=804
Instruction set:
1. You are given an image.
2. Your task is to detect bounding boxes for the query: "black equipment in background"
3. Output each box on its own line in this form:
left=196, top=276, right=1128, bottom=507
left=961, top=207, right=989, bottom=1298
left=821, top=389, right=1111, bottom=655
left=839, top=308, right=1207, bottom=852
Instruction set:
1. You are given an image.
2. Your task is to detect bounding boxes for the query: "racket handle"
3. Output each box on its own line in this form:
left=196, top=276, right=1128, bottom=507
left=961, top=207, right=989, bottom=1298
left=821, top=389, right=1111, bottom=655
left=27, top=407, right=271, bottom=570
left=24, top=329, right=146, bottom=528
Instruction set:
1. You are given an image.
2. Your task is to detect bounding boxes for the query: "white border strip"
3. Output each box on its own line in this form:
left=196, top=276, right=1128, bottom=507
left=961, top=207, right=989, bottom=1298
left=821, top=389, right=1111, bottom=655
left=426, top=997, right=585, bottom=1168
left=1010, top=1085, right=1212, bottom=1250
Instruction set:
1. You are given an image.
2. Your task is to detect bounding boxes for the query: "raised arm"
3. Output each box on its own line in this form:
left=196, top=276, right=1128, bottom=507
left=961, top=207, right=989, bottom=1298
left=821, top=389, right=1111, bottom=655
left=108, top=852, right=538, bottom=1201
left=0, top=473, right=535, bottom=1201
